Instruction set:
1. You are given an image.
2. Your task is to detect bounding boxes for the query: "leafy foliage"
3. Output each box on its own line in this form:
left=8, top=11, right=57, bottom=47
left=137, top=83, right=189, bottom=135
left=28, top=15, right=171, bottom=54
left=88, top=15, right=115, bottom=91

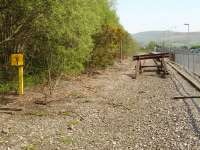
left=0, top=0, right=138, bottom=89
left=191, top=45, right=200, bottom=49
left=146, top=41, right=158, bottom=51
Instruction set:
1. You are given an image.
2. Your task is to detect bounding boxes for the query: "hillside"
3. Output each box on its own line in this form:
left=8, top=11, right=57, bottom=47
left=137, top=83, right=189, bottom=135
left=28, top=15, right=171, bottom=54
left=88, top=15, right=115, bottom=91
left=134, top=31, right=200, bottom=46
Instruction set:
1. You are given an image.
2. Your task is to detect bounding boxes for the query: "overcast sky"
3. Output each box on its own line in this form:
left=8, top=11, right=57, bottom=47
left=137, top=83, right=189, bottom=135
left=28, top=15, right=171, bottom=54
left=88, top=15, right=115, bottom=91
left=116, top=0, right=200, bottom=33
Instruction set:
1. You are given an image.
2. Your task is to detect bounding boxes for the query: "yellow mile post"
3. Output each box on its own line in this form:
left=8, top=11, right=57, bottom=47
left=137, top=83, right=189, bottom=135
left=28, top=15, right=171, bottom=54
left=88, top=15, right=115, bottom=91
left=18, top=66, right=24, bottom=95
left=11, top=53, right=24, bottom=95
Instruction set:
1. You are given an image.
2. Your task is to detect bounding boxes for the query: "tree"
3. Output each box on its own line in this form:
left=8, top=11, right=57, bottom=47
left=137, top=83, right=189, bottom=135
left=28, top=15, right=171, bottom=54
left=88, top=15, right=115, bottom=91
left=147, top=41, right=158, bottom=51
left=0, top=0, right=138, bottom=92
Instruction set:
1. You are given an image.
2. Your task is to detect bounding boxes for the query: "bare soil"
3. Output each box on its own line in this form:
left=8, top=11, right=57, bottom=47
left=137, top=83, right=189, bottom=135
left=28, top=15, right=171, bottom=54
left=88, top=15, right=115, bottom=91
left=0, top=59, right=200, bottom=150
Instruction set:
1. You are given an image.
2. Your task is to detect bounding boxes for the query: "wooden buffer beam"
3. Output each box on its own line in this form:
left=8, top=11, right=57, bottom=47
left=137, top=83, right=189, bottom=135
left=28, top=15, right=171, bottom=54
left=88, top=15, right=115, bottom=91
left=133, top=52, right=171, bottom=79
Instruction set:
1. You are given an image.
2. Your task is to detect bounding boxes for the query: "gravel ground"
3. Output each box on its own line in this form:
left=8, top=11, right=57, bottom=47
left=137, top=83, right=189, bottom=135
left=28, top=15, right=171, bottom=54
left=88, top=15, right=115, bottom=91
left=0, top=59, right=200, bottom=150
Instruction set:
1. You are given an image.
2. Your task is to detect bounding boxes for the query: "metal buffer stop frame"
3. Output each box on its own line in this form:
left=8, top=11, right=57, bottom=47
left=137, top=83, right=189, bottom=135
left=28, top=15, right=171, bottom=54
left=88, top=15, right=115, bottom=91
left=133, top=52, right=171, bottom=79
left=11, top=53, right=24, bottom=95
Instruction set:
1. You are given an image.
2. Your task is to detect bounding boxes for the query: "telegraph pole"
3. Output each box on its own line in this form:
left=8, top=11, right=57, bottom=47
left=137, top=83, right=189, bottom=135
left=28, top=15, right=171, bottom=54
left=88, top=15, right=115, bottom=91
left=184, top=23, right=190, bottom=70
left=184, top=23, right=190, bottom=49
left=184, top=23, right=190, bottom=33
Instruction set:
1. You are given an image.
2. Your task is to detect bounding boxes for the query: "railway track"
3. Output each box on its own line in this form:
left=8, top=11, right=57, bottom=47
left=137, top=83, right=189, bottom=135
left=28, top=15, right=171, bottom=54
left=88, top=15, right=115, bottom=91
left=167, top=61, right=200, bottom=138
left=168, top=61, right=200, bottom=91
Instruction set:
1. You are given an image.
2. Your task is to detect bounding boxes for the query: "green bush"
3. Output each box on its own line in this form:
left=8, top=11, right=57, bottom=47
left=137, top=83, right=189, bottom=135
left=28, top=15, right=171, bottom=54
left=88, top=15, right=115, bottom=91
left=0, top=0, right=138, bottom=89
left=0, top=82, right=17, bottom=94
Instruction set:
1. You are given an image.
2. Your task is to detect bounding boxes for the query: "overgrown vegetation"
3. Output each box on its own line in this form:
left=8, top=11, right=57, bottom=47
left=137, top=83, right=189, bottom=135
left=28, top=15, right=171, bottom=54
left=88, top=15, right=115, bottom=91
left=191, top=45, right=200, bottom=49
left=0, top=0, right=138, bottom=92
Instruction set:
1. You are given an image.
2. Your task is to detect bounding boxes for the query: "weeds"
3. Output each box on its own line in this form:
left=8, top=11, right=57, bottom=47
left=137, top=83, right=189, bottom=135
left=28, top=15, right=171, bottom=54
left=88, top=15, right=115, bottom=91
left=60, top=136, right=73, bottom=145
left=22, top=144, right=37, bottom=150
left=26, top=111, right=49, bottom=117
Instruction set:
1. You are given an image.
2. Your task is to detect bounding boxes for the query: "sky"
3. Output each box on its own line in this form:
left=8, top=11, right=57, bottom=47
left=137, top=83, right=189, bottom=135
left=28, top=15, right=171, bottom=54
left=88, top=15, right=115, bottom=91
left=116, top=0, right=200, bottom=33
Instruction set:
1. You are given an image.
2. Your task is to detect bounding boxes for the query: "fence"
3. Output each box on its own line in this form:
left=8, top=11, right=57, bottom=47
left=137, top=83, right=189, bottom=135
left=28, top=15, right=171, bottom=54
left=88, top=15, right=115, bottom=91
left=175, top=52, right=200, bottom=75
left=158, top=48, right=200, bottom=75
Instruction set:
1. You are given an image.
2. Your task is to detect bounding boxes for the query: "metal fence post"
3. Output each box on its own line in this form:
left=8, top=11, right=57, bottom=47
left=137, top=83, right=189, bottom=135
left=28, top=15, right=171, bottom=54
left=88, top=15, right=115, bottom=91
left=182, top=53, right=184, bottom=69
left=198, top=54, right=200, bottom=74
left=188, top=53, right=189, bottom=71
left=193, top=54, right=195, bottom=73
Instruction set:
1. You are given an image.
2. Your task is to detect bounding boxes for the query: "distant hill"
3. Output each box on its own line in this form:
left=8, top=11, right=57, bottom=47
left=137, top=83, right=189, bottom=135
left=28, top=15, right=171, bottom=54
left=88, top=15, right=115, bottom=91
left=134, top=31, right=200, bottom=46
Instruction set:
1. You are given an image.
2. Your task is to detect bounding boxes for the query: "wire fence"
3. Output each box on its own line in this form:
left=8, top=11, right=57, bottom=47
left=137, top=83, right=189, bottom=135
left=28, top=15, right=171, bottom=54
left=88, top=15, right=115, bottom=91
left=158, top=48, right=200, bottom=75
left=175, top=52, right=200, bottom=74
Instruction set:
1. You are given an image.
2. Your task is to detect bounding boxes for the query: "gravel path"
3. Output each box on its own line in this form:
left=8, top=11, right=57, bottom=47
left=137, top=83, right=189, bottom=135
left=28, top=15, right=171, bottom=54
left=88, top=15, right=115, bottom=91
left=0, top=59, right=200, bottom=150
